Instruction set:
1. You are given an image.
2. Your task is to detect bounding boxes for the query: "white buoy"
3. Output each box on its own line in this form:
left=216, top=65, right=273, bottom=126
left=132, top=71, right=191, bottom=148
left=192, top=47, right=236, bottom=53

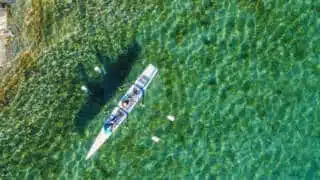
left=94, top=66, right=102, bottom=74
left=167, top=115, right=175, bottom=121
left=81, top=85, right=88, bottom=93
left=152, top=136, right=160, bottom=143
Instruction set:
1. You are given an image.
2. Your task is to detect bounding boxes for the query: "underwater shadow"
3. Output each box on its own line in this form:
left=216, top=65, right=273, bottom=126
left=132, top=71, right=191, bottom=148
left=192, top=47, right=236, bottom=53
left=75, top=41, right=141, bottom=134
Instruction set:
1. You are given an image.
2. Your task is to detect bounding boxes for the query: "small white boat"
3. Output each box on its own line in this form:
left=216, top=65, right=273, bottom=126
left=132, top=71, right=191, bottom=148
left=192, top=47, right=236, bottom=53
left=86, top=64, right=158, bottom=160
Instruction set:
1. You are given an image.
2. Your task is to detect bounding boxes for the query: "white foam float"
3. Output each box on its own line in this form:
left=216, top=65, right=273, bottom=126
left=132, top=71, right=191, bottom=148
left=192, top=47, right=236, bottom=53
left=94, top=66, right=102, bottom=74
left=81, top=85, right=88, bottom=93
left=167, top=115, right=175, bottom=121
left=151, top=136, right=160, bottom=143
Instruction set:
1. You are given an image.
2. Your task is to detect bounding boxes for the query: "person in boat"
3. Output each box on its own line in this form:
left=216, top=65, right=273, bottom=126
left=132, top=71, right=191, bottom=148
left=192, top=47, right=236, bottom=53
left=104, top=118, right=115, bottom=129
left=131, top=87, right=142, bottom=99
left=121, top=90, right=136, bottom=107
left=104, top=111, right=121, bottom=130
left=104, top=121, right=113, bottom=133
left=121, top=98, right=130, bottom=108
left=132, top=87, right=140, bottom=96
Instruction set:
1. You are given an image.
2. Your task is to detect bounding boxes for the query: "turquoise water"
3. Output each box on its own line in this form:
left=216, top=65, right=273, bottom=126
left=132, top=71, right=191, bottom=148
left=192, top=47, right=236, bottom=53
left=1, top=0, right=320, bottom=179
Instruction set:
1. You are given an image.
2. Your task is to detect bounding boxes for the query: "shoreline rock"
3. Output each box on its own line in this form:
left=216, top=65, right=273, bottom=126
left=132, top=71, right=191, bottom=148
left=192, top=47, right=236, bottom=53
left=0, top=6, right=13, bottom=71
left=0, top=7, right=7, bottom=69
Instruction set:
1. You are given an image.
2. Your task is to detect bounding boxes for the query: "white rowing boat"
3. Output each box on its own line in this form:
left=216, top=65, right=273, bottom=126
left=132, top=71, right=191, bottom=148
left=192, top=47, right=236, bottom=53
left=86, top=64, right=158, bottom=160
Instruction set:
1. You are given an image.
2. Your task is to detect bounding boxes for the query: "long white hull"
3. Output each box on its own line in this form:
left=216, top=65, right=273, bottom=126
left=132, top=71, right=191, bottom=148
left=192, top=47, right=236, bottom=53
left=86, top=64, right=158, bottom=160
left=86, top=129, right=111, bottom=160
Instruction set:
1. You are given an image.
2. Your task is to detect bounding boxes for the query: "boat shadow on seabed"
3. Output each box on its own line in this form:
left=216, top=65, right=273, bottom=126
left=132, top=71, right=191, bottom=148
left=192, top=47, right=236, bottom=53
left=75, top=40, right=141, bottom=134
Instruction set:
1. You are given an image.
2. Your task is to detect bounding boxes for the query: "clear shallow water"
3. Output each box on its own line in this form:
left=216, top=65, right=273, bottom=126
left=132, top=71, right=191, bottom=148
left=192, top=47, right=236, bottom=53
left=1, top=0, right=319, bottom=179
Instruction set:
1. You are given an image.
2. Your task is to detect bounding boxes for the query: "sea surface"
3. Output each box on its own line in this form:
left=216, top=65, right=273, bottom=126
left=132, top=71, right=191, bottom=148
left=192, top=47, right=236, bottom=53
left=0, top=0, right=319, bottom=179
